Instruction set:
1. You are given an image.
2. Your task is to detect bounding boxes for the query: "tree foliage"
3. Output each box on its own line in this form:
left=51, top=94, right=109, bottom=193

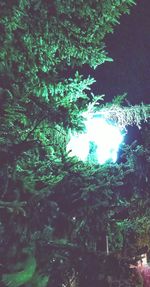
left=1, top=1, right=150, bottom=287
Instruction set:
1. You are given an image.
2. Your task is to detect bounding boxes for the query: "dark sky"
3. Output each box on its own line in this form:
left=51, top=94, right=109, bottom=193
left=81, top=0, right=150, bottom=105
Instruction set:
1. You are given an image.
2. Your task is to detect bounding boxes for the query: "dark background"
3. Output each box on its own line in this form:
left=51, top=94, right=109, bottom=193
left=80, top=0, right=150, bottom=148
left=80, top=0, right=150, bottom=106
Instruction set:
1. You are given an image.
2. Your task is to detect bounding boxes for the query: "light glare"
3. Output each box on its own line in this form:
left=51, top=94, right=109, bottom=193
left=67, top=116, right=124, bottom=164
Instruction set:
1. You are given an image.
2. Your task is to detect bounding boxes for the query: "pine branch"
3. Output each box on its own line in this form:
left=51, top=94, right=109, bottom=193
left=0, top=140, right=38, bottom=165
left=23, top=116, right=45, bottom=141
left=95, top=104, right=150, bottom=129
left=0, top=200, right=27, bottom=216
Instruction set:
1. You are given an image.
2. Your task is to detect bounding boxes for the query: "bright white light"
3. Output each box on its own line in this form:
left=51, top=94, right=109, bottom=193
left=67, top=115, right=124, bottom=164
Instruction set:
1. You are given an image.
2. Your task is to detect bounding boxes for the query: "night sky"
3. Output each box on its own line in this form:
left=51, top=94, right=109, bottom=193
left=79, top=0, right=150, bottom=152
left=80, top=0, right=150, bottom=105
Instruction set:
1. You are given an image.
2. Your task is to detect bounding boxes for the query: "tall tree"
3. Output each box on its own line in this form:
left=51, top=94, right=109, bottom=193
left=1, top=1, right=150, bottom=287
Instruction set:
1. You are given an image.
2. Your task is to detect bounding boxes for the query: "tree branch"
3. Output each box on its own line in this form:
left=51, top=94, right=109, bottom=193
left=0, top=200, right=27, bottom=216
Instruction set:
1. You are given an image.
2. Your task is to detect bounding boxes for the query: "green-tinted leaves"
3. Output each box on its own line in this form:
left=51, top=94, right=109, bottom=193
left=2, top=255, right=36, bottom=287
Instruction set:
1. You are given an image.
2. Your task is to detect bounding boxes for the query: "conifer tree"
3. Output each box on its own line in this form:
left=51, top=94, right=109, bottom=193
left=1, top=1, right=150, bottom=287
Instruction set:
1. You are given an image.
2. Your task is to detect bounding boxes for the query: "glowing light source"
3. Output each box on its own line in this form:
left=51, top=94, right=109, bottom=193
left=67, top=115, right=124, bottom=164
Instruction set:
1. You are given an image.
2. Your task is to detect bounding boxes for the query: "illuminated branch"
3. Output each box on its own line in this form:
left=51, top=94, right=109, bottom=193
left=86, top=103, right=150, bottom=130
left=97, top=104, right=150, bottom=129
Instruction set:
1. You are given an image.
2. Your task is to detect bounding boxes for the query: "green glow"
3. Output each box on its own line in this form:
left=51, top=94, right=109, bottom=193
left=2, top=256, right=36, bottom=287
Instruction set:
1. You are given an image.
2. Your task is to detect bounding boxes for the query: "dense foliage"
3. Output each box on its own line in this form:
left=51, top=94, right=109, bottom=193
left=0, top=1, right=150, bottom=286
